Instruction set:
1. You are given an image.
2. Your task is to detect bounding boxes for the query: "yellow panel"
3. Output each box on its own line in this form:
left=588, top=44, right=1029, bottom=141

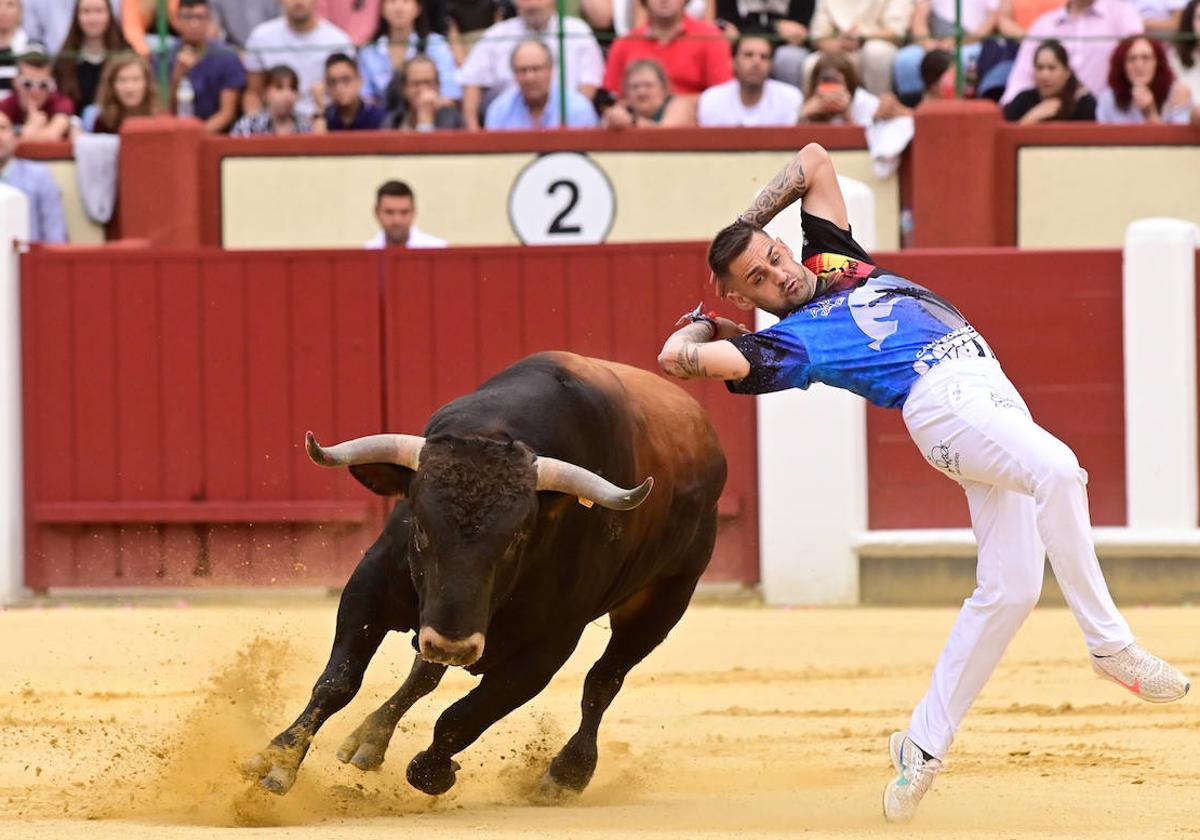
left=45, top=161, right=106, bottom=245
left=1019, top=147, right=1200, bottom=248
left=222, top=150, right=900, bottom=250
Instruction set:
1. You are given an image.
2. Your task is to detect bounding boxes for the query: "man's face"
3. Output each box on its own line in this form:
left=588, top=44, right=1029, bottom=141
left=721, top=232, right=817, bottom=317
left=515, top=0, right=554, bottom=28
left=734, top=38, right=772, bottom=88
left=177, top=2, right=211, bottom=45
left=0, top=0, right=21, bottom=33
left=325, top=61, right=361, bottom=107
left=512, top=43, right=551, bottom=104
left=376, top=195, right=415, bottom=244
left=645, top=0, right=686, bottom=22
left=0, top=113, right=17, bottom=161
left=16, top=62, right=55, bottom=111
left=282, top=0, right=316, bottom=26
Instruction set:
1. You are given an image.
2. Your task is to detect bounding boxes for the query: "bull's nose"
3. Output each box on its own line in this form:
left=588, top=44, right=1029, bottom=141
left=418, top=627, right=485, bottom=667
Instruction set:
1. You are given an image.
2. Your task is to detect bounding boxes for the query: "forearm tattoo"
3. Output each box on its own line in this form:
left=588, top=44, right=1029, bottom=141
left=673, top=344, right=708, bottom=379
left=739, top=155, right=808, bottom=228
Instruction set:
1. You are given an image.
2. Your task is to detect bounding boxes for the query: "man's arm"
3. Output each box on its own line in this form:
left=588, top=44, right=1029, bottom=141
left=738, top=142, right=848, bottom=230
left=206, top=88, right=241, bottom=132
left=657, top=320, right=751, bottom=381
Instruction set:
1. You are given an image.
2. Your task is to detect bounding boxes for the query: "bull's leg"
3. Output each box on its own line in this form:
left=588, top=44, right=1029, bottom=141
left=406, top=626, right=587, bottom=796
left=242, top=556, right=391, bottom=795
left=539, top=572, right=701, bottom=799
left=336, top=654, right=446, bottom=771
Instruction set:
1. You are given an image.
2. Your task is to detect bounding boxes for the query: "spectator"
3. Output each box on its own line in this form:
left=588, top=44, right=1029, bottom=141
left=232, top=63, right=320, bottom=135
left=484, top=37, right=598, bottom=128
left=382, top=54, right=465, bottom=128
left=1131, top=0, right=1185, bottom=34
left=459, top=0, right=604, bottom=131
left=1097, top=33, right=1192, bottom=121
left=715, top=0, right=815, bottom=87
left=121, top=0, right=180, bottom=56
left=801, top=50, right=905, bottom=122
left=0, top=0, right=30, bottom=100
left=51, top=0, right=128, bottom=116
left=366, top=179, right=447, bottom=247
left=1001, top=0, right=1142, bottom=104
left=893, top=0, right=1001, bottom=104
left=604, top=0, right=732, bottom=101
left=243, top=0, right=353, bottom=120
left=2, top=42, right=73, bottom=140
left=22, top=0, right=73, bottom=55
left=0, top=109, right=65, bottom=241
left=806, top=0, right=912, bottom=95
left=1170, top=0, right=1200, bottom=101
left=359, top=0, right=460, bottom=104
left=209, top=0, right=279, bottom=48
left=1003, top=38, right=1096, bottom=121
left=698, top=35, right=803, bottom=126
left=318, top=0, right=383, bottom=45
left=313, top=51, right=386, bottom=128
left=162, top=0, right=245, bottom=133
left=600, top=57, right=696, bottom=127
left=918, top=48, right=954, bottom=98
left=91, top=52, right=159, bottom=132
left=444, top=0, right=501, bottom=65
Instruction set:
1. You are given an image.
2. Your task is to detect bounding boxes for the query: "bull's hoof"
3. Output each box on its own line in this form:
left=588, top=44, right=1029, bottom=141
left=546, top=737, right=597, bottom=793
left=336, top=722, right=393, bottom=771
left=240, top=746, right=301, bottom=796
left=406, top=750, right=460, bottom=796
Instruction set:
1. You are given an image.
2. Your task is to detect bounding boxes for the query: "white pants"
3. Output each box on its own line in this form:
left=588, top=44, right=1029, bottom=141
left=900, top=357, right=1134, bottom=759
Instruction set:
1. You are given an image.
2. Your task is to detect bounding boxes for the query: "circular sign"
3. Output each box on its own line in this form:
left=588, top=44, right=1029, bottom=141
left=508, top=152, right=616, bottom=245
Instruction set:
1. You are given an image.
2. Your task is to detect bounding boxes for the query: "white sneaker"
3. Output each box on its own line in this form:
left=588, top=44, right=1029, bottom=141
left=1092, top=643, right=1190, bottom=703
left=882, top=731, right=941, bottom=823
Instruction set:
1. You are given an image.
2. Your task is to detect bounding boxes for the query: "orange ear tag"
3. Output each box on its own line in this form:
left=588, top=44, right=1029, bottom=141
left=577, top=497, right=595, bottom=508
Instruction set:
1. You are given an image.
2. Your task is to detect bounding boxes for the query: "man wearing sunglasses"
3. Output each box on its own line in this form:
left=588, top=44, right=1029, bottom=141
left=0, top=42, right=73, bottom=141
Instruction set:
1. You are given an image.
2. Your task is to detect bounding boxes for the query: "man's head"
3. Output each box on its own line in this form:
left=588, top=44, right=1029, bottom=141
left=511, top=38, right=552, bottom=105
left=324, top=53, right=362, bottom=107
left=707, top=222, right=817, bottom=318
left=282, top=0, right=317, bottom=28
left=400, top=55, right=439, bottom=108
left=514, top=0, right=554, bottom=29
left=642, top=0, right=686, bottom=26
left=15, top=43, right=56, bottom=113
left=176, top=0, right=211, bottom=46
left=0, top=0, right=21, bottom=35
left=733, top=35, right=773, bottom=90
left=0, top=111, right=16, bottom=164
left=263, top=64, right=301, bottom=118
left=375, top=180, right=417, bottom=246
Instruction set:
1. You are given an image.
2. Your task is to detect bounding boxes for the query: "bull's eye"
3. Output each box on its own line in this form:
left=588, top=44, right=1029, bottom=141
left=412, top=521, right=430, bottom=552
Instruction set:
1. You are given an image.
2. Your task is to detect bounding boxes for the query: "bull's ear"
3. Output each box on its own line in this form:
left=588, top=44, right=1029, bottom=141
left=348, top=463, right=414, bottom=497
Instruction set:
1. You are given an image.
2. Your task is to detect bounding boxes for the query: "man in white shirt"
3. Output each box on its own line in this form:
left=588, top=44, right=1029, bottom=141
left=365, top=180, right=448, bottom=249
left=698, top=35, right=803, bottom=126
left=243, top=0, right=353, bottom=119
left=458, top=0, right=604, bottom=130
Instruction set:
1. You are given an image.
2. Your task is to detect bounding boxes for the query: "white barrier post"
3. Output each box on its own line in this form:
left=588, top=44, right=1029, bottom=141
left=0, top=185, right=28, bottom=605
left=1123, top=218, right=1200, bottom=531
left=756, top=177, right=874, bottom=605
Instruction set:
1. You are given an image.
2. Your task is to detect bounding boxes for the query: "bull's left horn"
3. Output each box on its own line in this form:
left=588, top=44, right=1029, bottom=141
left=534, top=457, right=653, bottom=511
left=305, top=431, right=425, bottom=469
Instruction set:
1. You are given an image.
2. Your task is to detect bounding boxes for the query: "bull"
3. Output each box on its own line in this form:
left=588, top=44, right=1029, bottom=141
left=242, top=351, right=726, bottom=798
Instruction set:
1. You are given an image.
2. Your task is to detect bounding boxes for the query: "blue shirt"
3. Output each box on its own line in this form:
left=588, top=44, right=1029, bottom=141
left=358, top=33, right=462, bottom=103
left=324, top=100, right=386, bottom=130
left=726, top=213, right=995, bottom=409
left=1, top=158, right=67, bottom=243
left=162, top=40, right=247, bottom=120
left=484, top=85, right=598, bottom=130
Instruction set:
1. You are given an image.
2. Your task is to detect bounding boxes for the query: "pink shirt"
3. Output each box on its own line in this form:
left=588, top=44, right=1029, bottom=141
left=317, top=0, right=381, bottom=46
left=1001, top=0, right=1143, bottom=103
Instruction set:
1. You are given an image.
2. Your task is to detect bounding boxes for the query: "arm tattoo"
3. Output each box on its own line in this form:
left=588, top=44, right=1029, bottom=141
left=739, top=155, right=808, bottom=228
left=674, top=344, right=708, bottom=379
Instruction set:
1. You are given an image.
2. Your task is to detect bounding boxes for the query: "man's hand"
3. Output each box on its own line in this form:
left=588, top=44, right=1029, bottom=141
left=775, top=19, right=808, bottom=44
left=175, top=45, right=201, bottom=74
left=1025, top=96, right=1062, bottom=121
left=601, top=103, right=634, bottom=130
left=658, top=307, right=752, bottom=381
left=414, top=86, right=438, bottom=124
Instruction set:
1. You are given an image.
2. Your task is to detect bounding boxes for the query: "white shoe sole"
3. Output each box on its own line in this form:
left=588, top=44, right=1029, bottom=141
left=1091, top=661, right=1190, bottom=704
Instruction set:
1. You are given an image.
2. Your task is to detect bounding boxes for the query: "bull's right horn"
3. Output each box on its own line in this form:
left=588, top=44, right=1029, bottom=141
left=305, top=431, right=425, bottom=470
left=534, top=457, right=653, bottom=511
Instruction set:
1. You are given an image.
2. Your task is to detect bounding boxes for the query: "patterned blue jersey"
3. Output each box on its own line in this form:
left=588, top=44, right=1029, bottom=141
left=726, top=213, right=995, bottom=409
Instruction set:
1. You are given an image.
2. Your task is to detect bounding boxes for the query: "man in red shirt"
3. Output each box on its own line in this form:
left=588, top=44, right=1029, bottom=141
left=0, top=43, right=74, bottom=141
left=603, top=0, right=733, bottom=97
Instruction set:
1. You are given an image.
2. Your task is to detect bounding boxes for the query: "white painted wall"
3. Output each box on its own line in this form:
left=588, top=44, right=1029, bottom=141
left=0, top=185, right=29, bottom=605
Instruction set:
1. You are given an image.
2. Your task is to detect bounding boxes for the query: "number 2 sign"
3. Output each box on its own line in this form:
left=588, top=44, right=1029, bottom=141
left=508, top=152, right=617, bottom=245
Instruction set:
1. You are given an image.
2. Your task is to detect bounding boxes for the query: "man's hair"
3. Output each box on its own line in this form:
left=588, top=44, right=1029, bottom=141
left=265, top=64, right=300, bottom=89
left=733, top=34, right=774, bottom=59
left=16, top=42, right=52, bottom=70
left=624, top=58, right=669, bottom=91
left=707, top=221, right=760, bottom=296
left=324, top=52, right=358, bottom=74
left=377, top=180, right=415, bottom=205
left=179, top=0, right=210, bottom=8
left=510, top=37, right=552, bottom=71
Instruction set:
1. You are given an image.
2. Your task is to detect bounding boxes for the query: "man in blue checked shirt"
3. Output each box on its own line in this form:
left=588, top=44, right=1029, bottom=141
left=0, top=110, right=65, bottom=243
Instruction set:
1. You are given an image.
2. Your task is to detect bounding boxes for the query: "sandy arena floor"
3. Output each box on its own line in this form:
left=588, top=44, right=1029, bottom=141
left=0, top=599, right=1196, bottom=838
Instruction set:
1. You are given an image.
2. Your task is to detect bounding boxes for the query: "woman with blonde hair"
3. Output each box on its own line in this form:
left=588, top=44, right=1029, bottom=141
left=89, top=51, right=159, bottom=132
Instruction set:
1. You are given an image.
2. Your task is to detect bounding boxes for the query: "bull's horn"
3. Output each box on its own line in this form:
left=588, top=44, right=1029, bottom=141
left=305, top=431, right=425, bottom=470
left=534, top=457, right=653, bottom=511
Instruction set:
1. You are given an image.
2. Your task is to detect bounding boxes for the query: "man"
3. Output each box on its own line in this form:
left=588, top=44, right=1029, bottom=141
left=715, top=0, right=814, bottom=87
left=1001, top=0, right=1142, bottom=104
left=314, top=52, right=384, bottom=130
left=484, top=38, right=598, bottom=129
left=165, top=0, right=245, bottom=133
left=243, top=0, right=353, bottom=119
left=458, top=0, right=604, bottom=131
left=0, top=0, right=30, bottom=100
left=656, top=143, right=1190, bottom=823
left=210, top=0, right=280, bottom=48
left=0, top=41, right=71, bottom=140
left=604, top=0, right=732, bottom=97
left=806, top=0, right=912, bottom=95
left=697, top=35, right=803, bottom=126
left=365, top=180, right=447, bottom=249
left=0, top=109, right=65, bottom=242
